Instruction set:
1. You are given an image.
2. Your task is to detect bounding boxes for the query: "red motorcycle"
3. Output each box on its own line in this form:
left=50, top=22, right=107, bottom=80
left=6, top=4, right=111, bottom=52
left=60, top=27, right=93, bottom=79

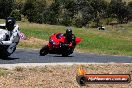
left=39, top=33, right=81, bottom=56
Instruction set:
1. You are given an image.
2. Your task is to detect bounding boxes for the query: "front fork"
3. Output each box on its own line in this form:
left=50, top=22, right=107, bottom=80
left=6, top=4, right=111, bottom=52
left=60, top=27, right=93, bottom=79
left=7, top=43, right=17, bottom=54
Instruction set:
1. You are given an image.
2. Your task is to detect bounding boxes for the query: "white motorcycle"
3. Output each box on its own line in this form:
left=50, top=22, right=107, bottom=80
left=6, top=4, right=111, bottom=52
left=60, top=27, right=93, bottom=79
left=0, top=29, right=17, bottom=57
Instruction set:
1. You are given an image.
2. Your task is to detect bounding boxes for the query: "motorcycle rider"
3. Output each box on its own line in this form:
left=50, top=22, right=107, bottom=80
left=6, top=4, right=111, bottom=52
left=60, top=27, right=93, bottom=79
left=63, top=27, right=76, bottom=47
left=0, top=17, right=20, bottom=55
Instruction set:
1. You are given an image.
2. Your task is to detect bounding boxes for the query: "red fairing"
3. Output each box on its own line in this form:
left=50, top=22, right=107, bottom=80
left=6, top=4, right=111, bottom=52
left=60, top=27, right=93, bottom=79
left=48, top=33, right=65, bottom=48
left=48, top=32, right=81, bottom=49
left=75, top=37, right=81, bottom=45
left=40, top=32, right=81, bottom=56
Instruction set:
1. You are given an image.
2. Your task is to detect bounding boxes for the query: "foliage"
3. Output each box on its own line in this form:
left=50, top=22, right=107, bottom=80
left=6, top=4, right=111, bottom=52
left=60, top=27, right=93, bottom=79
left=107, top=0, right=129, bottom=23
left=18, top=21, right=132, bottom=56
left=42, top=1, right=60, bottom=24
left=0, top=0, right=132, bottom=27
left=89, top=0, right=108, bottom=27
left=22, top=0, right=46, bottom=23
left=0, top=0, right=15, bottom=19
left=73, top=0, right=94, bottom=27
left=10, top=9, right=21, bottom=21
left=127, top=1, right=132, bottom=21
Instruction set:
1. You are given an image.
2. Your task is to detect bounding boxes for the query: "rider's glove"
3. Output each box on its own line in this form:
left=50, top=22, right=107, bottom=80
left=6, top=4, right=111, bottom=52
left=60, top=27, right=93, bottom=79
left=69, top=42, right=72, bottom=47
left=0, top=41, right=3, bottom=45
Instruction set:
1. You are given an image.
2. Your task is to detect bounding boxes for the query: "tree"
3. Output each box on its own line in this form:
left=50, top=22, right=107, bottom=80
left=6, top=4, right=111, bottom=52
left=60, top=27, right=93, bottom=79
left=89, top=0, right=108, bottom=27
left=22, top=0, right=46, bottom=23
left=127, top=1, right=132, bottom=21
left=108, top=0, right=129, bottom=23
left=73, top=0, right=94, bottom=27
left=10, top=9, right=21, bottom=21
left=42, top=1, right=60, bottom=24
left=57, top=0, right=76, bottom=26
left=0, top=0, right=15, bottom=19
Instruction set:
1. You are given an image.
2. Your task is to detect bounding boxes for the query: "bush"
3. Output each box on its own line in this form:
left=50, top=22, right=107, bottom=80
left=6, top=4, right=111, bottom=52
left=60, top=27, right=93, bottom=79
left=0, top=0, right=15, bottom=19
left=108, top=0, right=129, bottom=23
left=10, top=9, right=21, bottom=21
left=0, top=0, right=131, bottom=27
left=42, top=1, right=60, bottom=24
left=22, top=0, right=46, bottom=23
left=88, top=21, right=96, bottom=28
left=103, top=17, right=114, bottom=25
left=128, top=1, right=132, bottom=21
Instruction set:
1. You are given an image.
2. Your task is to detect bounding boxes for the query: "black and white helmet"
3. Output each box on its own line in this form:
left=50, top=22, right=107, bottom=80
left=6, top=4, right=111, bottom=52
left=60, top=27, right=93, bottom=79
left=66, top=27, right=72, bottom=36
left=6, top=17, right=16, bottom=31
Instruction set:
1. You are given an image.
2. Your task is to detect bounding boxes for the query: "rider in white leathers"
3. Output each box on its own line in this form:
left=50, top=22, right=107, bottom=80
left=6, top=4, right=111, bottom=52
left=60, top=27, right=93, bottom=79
left=0, top=17, right=20, bottom=57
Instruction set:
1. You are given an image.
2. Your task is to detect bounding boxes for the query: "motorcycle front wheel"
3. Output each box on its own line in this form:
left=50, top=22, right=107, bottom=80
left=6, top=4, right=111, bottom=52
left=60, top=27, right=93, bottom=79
left=0, top=46, right=16, bottom=58
left=62, top=53, right=69, bottom=57
left=62, top=49, right=71, bottom=57
left=40, top=45, right=49, bottom=56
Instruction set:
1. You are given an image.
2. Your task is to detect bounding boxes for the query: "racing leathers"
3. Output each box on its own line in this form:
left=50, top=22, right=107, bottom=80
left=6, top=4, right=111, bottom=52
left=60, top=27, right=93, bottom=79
left=63, top=33, right=76, bottom=47
left=0, top=24, right=20, bottom=54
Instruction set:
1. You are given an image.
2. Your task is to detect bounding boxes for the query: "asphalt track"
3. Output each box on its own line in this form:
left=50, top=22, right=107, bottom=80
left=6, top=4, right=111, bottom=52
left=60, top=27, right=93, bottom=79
left=0, top=49, right=132, bottom=64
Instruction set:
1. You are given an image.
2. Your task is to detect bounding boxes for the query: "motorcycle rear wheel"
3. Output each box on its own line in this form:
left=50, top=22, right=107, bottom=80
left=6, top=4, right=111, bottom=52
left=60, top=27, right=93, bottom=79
left=62, top=51, right=70, bottom=57
left=62, top=48, right=74, bottom=57
left=40, top=45, right=49, bottom=56
left=62, top=53, right=69, bottom=57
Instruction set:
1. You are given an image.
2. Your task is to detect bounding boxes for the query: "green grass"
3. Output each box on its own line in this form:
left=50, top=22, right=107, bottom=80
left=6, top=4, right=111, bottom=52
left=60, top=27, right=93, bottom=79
left=0, top=19, right=132, bottom=56
left=17, top=21, right=132, bottom=56
left=0, top=68, right=9, bottom=77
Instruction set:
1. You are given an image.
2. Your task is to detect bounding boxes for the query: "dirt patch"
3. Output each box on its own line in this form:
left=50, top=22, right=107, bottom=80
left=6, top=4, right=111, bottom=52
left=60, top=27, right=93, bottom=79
left=18, top=37, right=48, bottom=48
left=21, top=37, right=48, bottom=45
left=0, top=64, right=131, bottom=88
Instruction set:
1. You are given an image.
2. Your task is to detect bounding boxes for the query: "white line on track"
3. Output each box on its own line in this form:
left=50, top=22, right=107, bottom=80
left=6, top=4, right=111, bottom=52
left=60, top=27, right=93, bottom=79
left=0, top=62, right=131, bottom=69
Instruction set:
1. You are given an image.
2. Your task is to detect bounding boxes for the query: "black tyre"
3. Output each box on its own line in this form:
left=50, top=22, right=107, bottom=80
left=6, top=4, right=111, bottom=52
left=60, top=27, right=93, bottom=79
left=76, top=75, right=87, bottom=86
left=6, top=47, right=16, bottom=56
left=62, top=52, right=69, bottom=57
left=62, top=48, right=73, bottom=57
left=62, top=49, right=69, bottom=57
left=40, top=45, right=49, bottom=56
left=0, top=46, right=16, bottom=58
left=0, top=51, right=8, bottom=58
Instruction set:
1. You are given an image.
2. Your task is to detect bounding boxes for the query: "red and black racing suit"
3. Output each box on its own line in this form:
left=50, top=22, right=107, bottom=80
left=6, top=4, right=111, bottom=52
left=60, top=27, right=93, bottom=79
left=63, top=33, right=76, bottom=47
